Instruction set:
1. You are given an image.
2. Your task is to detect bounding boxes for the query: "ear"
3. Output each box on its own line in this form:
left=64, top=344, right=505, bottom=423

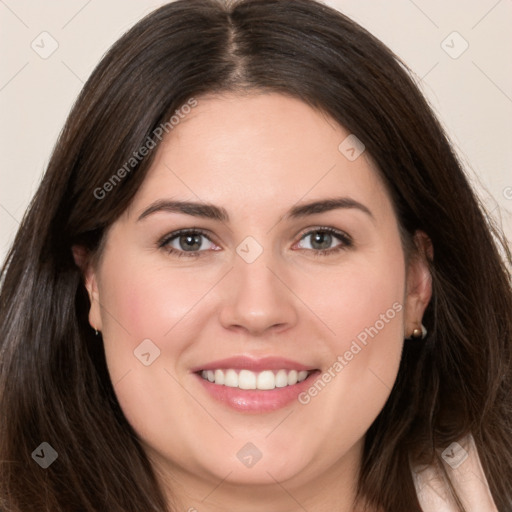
left=72, top=245, right=103, bottom=332
left=403, top=231, right=433, bottom=337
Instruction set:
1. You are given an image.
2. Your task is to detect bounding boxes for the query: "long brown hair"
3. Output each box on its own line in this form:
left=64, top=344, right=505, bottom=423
left=1, top=1, right=511, bottom=510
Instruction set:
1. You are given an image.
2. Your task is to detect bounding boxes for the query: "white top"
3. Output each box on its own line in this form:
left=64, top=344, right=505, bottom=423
left=412, top=434, right=498, bottom=511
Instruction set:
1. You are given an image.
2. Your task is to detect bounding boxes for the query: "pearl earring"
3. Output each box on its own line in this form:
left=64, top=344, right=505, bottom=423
left=410, top=324, right=427, bottom=340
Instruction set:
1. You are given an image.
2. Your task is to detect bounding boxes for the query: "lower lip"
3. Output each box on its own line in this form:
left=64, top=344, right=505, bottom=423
left=194, top=371, right=320, bottom=413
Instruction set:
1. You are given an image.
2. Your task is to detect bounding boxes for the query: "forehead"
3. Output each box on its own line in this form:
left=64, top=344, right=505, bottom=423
left=127, top=93, right=390, bottom=221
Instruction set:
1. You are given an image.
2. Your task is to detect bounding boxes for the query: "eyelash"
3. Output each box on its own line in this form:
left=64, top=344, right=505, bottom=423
left=158, top=228, right=215, bottom=258
left=296, top=226, right=353, bottom=257
left=158, top=227, right=353, bottom=258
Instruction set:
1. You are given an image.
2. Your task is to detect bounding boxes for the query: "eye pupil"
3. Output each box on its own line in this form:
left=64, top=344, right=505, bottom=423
left=311, top=231, right=332, bottom=250
left=179, top=234, right=202, bottom=251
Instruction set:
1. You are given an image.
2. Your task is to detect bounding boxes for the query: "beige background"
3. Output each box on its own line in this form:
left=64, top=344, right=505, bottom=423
left=1, top=0, right=511, bottom=263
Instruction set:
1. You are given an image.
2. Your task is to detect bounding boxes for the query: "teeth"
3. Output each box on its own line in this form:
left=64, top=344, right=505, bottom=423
left=257, top=370, right=275, bottom=390
left=239, top=369, right=257, bottom=389
left=275, top=369, right=289, bottom=388
left=200, top=369, right=310, bottom=390
left=214, top=369, right=225, bottom=385
left=224, top=369, right=238, bottom=387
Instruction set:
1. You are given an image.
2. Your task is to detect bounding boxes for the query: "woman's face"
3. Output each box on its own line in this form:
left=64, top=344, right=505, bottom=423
left=84, top=93, right=430, bottom=506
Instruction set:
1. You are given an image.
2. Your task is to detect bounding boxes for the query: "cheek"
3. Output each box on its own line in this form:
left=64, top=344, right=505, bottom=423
left=334, top=264, right=404, bottom=359
left=95, top=251, right=224, bottom=414
left=298, top=245, right=405, bottom=353
left=98, top=256, right=220, bottom=346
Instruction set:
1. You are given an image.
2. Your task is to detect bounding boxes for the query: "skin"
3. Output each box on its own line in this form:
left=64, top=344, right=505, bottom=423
left=77, top=93, right=432, bottom=512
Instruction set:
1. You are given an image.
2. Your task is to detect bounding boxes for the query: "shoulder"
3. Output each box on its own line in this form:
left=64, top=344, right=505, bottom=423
left=411, top=434, right=498, bottom=512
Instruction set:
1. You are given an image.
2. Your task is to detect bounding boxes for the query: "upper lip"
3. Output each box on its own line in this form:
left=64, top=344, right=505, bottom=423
left=190, top=356, right=318, bottom=373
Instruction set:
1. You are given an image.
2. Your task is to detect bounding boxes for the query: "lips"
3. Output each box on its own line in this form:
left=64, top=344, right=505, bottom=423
left=190, top=355, right=317, bottom=373
left=191, top=355, right=320, bottom=412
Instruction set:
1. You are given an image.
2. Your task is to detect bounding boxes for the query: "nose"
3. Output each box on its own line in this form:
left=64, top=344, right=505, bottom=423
left=218, top=253, right=299, bottom=336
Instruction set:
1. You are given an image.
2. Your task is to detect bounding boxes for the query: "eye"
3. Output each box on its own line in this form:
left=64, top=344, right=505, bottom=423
left=295, top=227, right=352, bottom=254
left=159, top=229, right=219, bottom=256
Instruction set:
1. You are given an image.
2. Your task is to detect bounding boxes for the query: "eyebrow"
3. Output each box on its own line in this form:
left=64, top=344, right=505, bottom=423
left=137, top=197, right=374, bottom=223
left=137, top=200, right=229, bottom=222
left=287, top=197, right=374, bottom=221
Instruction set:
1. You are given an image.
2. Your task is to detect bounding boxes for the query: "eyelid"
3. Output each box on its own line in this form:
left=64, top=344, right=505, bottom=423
left=158, top=228, right=219, bottom=251
left=294, top=226, right=353, bottom=245
left=290, top=227, right=353, bottom=258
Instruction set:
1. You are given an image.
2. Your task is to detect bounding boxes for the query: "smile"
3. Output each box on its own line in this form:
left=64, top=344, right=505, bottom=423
left=191, top=356, right=320, bottom=412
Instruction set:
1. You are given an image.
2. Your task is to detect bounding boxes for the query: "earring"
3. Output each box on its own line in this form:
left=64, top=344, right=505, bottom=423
left=410, top=324, right=427, bottom=340
left=94, top=329, right=99, bottom=336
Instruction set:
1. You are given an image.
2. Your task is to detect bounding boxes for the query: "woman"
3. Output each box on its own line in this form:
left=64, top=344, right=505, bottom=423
left=0, top=0, right=510, bottom=510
